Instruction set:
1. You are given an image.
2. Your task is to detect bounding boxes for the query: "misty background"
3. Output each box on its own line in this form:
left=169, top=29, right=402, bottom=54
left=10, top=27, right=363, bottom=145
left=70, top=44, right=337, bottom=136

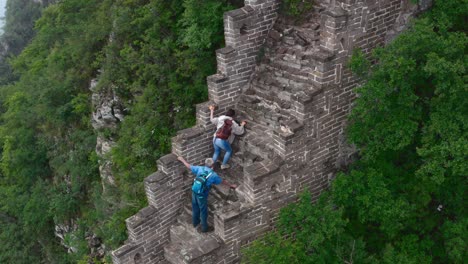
left=0, top=0, right=5, bottom=35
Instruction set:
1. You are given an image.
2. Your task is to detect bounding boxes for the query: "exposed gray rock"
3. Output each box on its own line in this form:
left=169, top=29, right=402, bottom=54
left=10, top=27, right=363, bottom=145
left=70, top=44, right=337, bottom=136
left=90, top=80, right=124, bottom=131
left=90, top=78, right=122, bottom=188
left=418, top=0, right=433, bottom=12
left=87, top=233, right=106, bottom=260
left=96, top=135, right=116, bottom=186
left=55, top=221, right=78, bottom=254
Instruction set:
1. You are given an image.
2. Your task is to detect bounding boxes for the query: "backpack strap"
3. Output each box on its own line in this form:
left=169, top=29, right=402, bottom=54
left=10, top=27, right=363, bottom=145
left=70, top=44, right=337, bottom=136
left=205, top=171, right=213, bottom=179
left=195, top=171, right=212, bottom=180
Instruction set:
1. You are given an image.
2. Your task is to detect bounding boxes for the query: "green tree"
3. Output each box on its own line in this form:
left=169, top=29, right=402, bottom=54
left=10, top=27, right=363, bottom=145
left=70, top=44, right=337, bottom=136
left=243, top=191, right=373, bottom=264
left=0, top=0, right=245, bottom=261
left=96, top=0, right=240, bottom=248
left=0, top=0, right=112, bottom=262
left=244, top=0, right=467, bottom=262
left=0, top=0, right=47, bottom=84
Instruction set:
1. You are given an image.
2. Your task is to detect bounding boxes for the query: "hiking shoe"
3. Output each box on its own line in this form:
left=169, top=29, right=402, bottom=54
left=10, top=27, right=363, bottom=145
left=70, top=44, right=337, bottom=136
left=201, top=226, right=214, bottom=233
left=221, top=164, right=230, bottom=170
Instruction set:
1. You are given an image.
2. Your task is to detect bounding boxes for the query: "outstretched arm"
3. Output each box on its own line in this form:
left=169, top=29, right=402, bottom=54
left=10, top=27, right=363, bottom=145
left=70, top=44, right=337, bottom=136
left=222, top=179, right=237, bottom=189
left=177, top=156, right=191, bottom=170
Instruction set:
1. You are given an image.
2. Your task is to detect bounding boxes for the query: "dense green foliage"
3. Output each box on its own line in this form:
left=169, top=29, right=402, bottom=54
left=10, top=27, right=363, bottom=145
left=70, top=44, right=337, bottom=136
left=0, top=0, right=45, bottom=84
left=281, top=0, right=313, bottom=17
left=0, top=0, right=240, bottom=262
left=0, top=0, right=112, bottom=262
left=94, top=0, right=239, bottom=251
left=243, top=0, right=467, bottom=263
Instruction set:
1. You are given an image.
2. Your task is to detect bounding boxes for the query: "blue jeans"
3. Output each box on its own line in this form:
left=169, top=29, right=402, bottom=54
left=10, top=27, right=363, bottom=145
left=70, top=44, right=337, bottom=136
left=212, top=138, right=232, bottom=165
left=192, top=192, right=208, bottom=232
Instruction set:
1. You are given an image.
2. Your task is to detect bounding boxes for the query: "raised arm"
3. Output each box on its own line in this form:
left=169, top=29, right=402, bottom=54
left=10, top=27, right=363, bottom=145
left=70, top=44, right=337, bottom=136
left=177, top=156, right=191, bottom=170
left=209, top=105, right=217, bottom=124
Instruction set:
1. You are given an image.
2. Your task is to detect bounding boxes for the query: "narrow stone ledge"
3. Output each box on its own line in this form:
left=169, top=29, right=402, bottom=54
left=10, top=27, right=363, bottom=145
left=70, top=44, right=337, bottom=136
left=217, top=208, right=243, bottom=222
left=225, top=8, right=247, bottom=19
left=198, top=237, right=220, bottom=254
left=175, top=127, right=204, bottom=141
left=224, top=6, right=253, bottom=21
left=126, top=206, right=158, bottom=230
left=323, top=6, right=348, bottom=18
left=217, top=46, right=236, bottom=56
left=146, top=171, right=166, bottom=183
left=292, top=91, right=314, bottom=104
left=112, top=242, right=139, bottom=258
left=144, top=171, right=168, bottom=192
left=311, top=48, right=335, bottom=62
left=245, top=160, right=280, bottom=184
left=196, top=101, right=215, bottom=112
left=275, top=119, right=304, bottom=141
left=157, top=153, right=178, bottom=167
left=207, top=73, right=228, bottom=84
left=309, top=86, right=324, bottom=98
left=285, top=119, right=303, bottom=133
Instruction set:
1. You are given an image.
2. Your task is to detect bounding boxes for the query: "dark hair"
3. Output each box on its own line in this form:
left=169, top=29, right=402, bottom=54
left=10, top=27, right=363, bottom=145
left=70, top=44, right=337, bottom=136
left=226, top=109, right=235, bottom=117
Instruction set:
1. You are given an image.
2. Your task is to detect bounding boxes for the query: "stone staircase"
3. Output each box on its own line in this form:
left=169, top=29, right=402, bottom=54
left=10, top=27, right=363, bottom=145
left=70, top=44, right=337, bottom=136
left=161, top=7, right=330, bottom=263
left=164, top=214, right=221, bottom=264
left=162, top=153, right=246, bottom=263
left=111, top=0, right=418, bottom=263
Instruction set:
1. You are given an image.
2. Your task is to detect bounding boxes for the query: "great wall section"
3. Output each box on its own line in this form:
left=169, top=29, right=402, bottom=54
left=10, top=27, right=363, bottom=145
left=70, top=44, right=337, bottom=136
left=111, top=0, right=431, bottom=263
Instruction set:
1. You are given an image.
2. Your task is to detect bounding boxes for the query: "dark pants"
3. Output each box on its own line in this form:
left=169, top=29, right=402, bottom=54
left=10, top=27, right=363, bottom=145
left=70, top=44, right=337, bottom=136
left=191, top=192, right=208, bottom=232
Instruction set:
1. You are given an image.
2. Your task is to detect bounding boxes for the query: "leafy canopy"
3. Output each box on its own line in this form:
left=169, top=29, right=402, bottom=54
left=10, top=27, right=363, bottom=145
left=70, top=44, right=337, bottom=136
left=244, top=0, right=467, bottom=263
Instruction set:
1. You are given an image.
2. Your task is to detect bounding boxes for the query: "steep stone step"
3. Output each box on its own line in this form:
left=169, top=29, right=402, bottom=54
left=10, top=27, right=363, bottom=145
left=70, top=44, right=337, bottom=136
left=177, top=209, right=196, bottom=233
left=231, top=146, right=264, bottom=169
left=266, top=48, right=324, bottom=75
left=167, top=5, right=325, bottom=263
left=239, top=92, right=290, bottom=117
left=178, top=170, right=242, bottom=235
left=212, top=166, right=242, bottom=203
left=164, top=225, right=221, bottom=264
left=179, top=199, right=217, bottom=230
left=268, top=19, right=321, bottom=48
left=251, top=71, right=307, bottom=98
left=264, top=59, right=314, bottom=82
left=237, top=127, right=277, bottom=161
left=237, top=94, right=295, bottom=130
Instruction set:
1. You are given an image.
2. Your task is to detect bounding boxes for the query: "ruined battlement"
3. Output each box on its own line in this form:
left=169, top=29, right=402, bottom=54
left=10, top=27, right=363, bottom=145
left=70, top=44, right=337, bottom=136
left=112, top=1, right=430, bottom=263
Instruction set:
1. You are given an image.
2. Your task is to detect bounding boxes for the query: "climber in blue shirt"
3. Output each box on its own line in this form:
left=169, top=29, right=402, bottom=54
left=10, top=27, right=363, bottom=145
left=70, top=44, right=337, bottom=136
left=177, top=156, right=237, bottom=233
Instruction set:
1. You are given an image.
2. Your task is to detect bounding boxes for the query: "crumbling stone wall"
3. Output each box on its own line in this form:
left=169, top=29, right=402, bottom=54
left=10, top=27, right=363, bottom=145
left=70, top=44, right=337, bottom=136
left=112, top=1, right=281, bottom=263
left=112, top=0, right=430, bottom=263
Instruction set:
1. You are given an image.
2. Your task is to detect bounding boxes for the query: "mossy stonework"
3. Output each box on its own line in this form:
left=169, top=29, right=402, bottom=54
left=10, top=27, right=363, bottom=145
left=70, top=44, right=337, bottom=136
left=112, top=0, right=431, bottom=263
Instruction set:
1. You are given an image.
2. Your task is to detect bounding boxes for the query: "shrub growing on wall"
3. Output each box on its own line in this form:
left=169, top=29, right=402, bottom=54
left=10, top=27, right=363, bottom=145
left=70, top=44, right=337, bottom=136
left=281, top=0, right=313, bottom=17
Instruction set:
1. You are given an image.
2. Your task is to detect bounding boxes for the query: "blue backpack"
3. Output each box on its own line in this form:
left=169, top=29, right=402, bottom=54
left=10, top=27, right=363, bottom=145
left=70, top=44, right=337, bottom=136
left=192, top=171, right=213, bottom=195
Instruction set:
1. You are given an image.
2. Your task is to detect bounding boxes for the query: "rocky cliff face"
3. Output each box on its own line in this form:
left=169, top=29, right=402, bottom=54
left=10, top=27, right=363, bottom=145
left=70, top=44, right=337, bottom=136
left=54, top=221, right=107, bottom=260
left=90, top=78, right=125, bottom=190
left=53, top=78, right=124, bottom=260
